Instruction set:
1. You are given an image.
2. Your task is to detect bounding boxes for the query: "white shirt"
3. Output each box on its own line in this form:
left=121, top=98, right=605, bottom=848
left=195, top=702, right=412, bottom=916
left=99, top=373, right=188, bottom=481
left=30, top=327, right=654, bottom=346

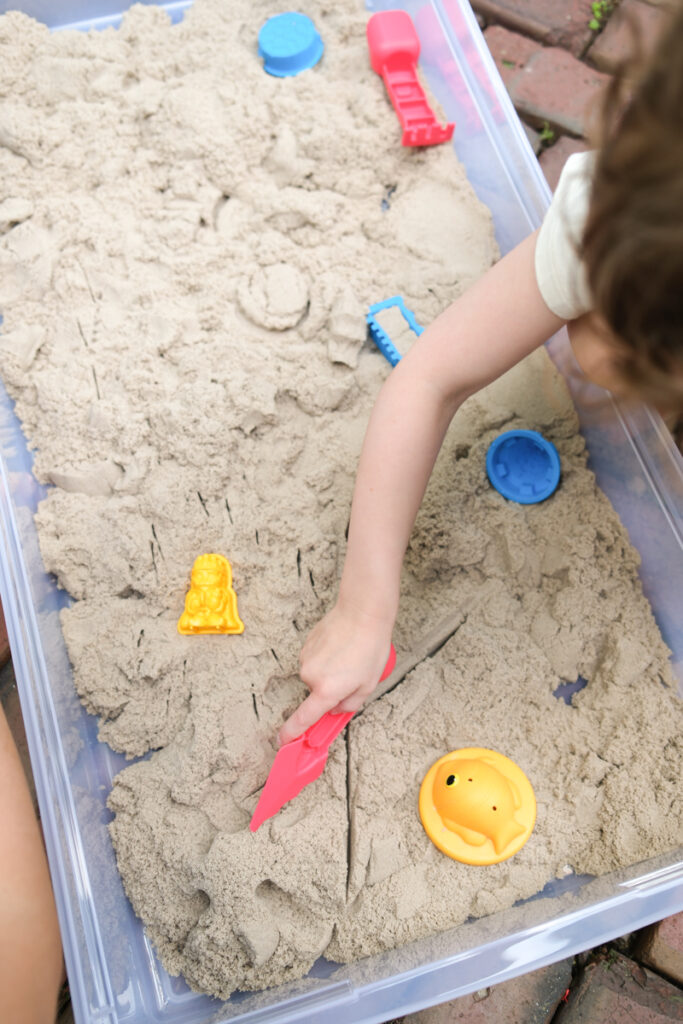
left=535, top=151, right=595, bottom=321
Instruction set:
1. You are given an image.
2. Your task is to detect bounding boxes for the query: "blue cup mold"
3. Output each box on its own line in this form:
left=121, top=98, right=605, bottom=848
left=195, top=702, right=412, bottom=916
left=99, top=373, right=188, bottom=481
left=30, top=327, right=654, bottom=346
left=486, top=429, right=561, bottom=504
left=258, top=12, right=324, bottom=77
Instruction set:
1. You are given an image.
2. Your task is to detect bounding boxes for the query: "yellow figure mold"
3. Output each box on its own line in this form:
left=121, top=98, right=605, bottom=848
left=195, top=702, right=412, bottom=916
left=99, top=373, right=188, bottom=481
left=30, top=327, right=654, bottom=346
left=419, top=747, right=536, bottom=865
left=178, top=553, right=244, bottom=635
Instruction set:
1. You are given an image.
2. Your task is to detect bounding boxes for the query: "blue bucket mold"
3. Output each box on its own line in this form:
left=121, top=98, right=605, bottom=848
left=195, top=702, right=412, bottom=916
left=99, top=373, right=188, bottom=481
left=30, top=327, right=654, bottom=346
left=486, top=429, right=561, bottom=504
left=258, top=12, right=324, bottom=77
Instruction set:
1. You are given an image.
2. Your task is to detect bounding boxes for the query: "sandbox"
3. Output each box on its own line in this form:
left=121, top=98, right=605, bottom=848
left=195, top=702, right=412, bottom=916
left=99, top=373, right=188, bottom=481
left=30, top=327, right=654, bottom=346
left=0, top=2, right=681, bottom=1022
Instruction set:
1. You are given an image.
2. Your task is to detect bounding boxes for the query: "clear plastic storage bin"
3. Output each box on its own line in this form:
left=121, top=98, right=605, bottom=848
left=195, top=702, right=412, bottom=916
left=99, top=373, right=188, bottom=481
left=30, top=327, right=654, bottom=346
left=0, top=2, right=681, bottom=1022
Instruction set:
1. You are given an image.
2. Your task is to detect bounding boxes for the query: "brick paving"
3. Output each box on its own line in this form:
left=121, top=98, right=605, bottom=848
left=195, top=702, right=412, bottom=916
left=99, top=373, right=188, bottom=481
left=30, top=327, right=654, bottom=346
left=500, top=42, right=610, bottom=136
left=588, top=0, right=668, bottom=73
left=396, top=934, right=683, bottom=1024
left=1, top=0, right=682, bottom=1022
left=475, top=0, right=670, bottom=182
left=554, top=950, right=683, bottom=1023
left=402, top=958, right=574, bottom=1023
left=637, top=915, right=683, bottom=988
left=472, top=0, right=596, bottom=54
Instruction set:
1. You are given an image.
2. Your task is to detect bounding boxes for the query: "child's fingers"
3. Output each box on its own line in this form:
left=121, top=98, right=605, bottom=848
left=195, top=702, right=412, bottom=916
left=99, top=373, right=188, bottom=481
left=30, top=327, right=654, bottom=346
left=332, top=690, right=369, bottom=714
left=278, top=691, right=333, bottom=746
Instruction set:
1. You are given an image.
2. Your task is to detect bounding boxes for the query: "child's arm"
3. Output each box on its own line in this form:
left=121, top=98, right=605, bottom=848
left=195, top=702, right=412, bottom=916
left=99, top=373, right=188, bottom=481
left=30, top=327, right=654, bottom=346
left=0, top=702, right=64, bottom=1024
left=279, top=230, right=565, bottom=745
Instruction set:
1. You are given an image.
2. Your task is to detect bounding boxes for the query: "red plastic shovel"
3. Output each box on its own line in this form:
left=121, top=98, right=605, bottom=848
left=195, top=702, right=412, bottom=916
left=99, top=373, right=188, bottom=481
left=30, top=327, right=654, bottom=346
left=250, top=644, right=397, bottom=832
left=367, top=10, right=454, bottom=147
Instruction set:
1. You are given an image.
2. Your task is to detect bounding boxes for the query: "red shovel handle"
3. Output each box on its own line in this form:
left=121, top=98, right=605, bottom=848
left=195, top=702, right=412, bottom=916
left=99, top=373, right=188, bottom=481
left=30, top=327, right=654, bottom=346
left=304, top=644, right=397, bottom=749
left=367, top=10, right=420, bottom=74
left=366, top=11, right=454, bottom=148
left=304, top=710, right=355, bottom=751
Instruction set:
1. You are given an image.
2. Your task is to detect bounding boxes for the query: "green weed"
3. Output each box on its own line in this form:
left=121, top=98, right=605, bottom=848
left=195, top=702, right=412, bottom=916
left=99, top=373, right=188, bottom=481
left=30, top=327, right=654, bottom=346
left=589, top=0, right=614, bottom=32
left=539, top=121, right=556, bottom=145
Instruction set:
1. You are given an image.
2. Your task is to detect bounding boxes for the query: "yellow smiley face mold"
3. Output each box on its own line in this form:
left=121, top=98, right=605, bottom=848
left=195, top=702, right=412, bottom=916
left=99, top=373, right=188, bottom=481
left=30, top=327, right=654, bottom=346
left=419, top=747, right=536, bottom=865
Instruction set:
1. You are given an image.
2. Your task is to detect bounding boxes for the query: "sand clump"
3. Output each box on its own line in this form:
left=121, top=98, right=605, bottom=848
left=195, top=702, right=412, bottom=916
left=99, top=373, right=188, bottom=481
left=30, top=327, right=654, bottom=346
left=0, top=0, right=681, bottom=1003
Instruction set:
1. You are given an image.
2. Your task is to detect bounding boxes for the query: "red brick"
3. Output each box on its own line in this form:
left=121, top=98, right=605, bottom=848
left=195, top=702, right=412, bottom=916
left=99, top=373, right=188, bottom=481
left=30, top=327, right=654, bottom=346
left=507, top=46, right=610, bottom=137
left=637, top=915, right=683, bottom=987
left=554, top=951, right=683, bottom=1023
left=0, top=600, right=10, bottom=668
left=539, top=134, right=590, bottom=190
left=470, top=0, right=594, bottom=56
left=402, top=958, right=574, bottom=1023
left=587, top=0, right=668, bottom=72
left=594, top=0, right=666, bottom=67
left=484, top=24, right=541, bottom=87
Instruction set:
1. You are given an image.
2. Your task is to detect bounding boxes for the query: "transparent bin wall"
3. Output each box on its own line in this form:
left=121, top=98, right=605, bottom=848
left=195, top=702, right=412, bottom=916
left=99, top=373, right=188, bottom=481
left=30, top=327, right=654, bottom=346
left=0, top=0, right=191, bottom=29
left=0, top=2, right=681, bottom=1023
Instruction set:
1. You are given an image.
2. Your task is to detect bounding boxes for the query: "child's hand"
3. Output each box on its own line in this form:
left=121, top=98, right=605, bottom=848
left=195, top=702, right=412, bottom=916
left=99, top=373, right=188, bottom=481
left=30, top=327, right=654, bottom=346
left=278, top=605, right=393, bottom=746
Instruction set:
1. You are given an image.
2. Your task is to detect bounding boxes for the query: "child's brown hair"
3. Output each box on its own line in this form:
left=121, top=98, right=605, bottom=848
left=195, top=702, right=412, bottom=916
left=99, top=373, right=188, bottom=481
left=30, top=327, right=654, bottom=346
left=581, top=1, right=683, bottom=409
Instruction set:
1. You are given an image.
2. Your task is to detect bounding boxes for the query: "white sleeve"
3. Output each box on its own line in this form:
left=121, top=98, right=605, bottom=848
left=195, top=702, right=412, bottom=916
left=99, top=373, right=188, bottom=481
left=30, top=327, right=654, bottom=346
left=535, top=151, right=595, bottom=321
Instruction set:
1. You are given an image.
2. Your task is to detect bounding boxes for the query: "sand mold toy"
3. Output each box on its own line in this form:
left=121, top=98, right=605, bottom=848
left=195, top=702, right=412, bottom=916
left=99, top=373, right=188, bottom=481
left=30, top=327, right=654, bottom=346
left=258, top=12, right=324, bottom=77
left=367, top=295, right=424, bottom=366
left=250, top=644, right=397, bottom=831
left=419, top=747, right=536, bottom=864
left=367, top=10, right=455, bottom=146
left=486, top=429, right=561, bottom=504
left=177, top=553, right=244, bottom=635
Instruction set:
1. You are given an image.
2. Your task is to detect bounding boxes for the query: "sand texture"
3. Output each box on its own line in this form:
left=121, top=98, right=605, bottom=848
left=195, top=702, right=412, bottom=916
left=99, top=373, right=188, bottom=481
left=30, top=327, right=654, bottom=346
left=0, top=0, right=681, bottom=1003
